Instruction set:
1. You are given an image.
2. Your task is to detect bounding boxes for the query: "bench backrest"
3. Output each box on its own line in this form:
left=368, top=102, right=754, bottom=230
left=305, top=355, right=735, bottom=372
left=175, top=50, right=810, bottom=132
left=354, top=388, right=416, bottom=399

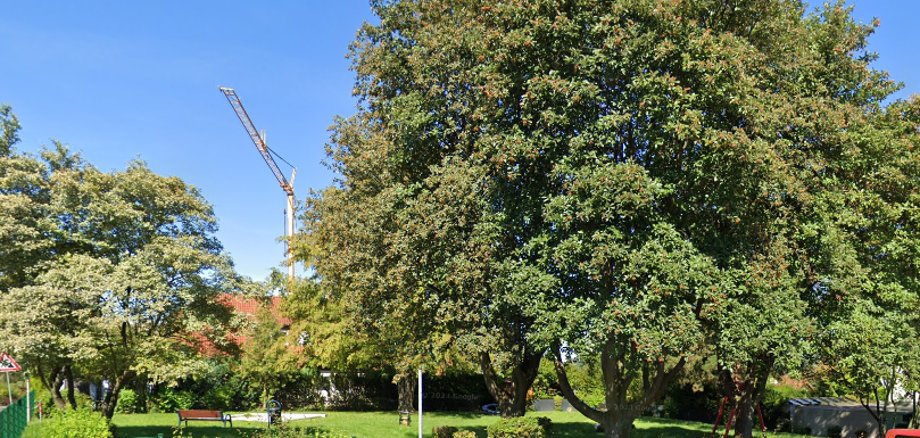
left=178, top=409, right=223, bottom=419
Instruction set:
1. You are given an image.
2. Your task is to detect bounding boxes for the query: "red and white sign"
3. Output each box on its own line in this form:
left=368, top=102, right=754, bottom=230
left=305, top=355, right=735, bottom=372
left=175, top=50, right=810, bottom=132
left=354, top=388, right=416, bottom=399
left=0, top=353, right=21, bottom=372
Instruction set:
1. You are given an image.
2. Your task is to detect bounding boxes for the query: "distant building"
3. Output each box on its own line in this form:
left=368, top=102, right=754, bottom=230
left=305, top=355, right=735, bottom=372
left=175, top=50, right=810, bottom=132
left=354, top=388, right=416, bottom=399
left=789, top=397, right=914, bottom=437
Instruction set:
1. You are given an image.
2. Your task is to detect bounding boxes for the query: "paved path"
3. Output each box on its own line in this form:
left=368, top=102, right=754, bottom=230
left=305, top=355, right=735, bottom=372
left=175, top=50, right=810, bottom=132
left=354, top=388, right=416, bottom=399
left=233, top=412, right=326, bottom=423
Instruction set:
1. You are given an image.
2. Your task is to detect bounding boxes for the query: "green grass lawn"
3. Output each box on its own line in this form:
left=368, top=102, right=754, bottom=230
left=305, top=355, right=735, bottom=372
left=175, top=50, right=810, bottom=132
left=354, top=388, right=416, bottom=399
left=57, top=411, right=809, bottom=438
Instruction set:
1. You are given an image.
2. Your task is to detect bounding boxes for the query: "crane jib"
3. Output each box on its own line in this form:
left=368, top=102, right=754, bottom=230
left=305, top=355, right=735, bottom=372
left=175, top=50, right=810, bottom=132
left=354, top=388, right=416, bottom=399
left=219, top=87, right=294, bottom=196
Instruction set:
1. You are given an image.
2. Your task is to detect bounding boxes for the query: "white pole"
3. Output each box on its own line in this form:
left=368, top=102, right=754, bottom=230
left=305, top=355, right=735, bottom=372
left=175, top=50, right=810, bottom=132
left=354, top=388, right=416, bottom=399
left=25, top=375, right=30, bottom=423
left=418, top=369, right=423, bottom=438
left=5, top=372, right=12, bottom=406
left=287, top=193, right=295, bottom=281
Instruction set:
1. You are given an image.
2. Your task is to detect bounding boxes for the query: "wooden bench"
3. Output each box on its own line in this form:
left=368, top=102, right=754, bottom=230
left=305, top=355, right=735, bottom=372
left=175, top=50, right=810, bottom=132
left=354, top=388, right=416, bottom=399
left=176, top=409, right=232, bottom=427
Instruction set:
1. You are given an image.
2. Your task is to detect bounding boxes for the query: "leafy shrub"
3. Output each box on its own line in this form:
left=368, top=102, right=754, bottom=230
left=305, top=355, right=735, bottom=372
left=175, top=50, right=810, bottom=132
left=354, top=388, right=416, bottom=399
left=114, top=388, right=140, bottom=414
left=150, top=387, right=194, bottom=412
left=27, top=408, right=112, bottom=438
left=534, top=416, right=552, bottom=431
left=453, top=431, right=477, bottom=438
left=30, top=379, right=96, bottom=419
left=762, top=383, right=808, bottom=430
left=433, top=426, right=459, bottom=438
left=194, top=371, right=258, bottom=411
left=245, top=423, right=350, bottom=437
left=487, top=416, right=551, bottom=438
left=20, top=422, right=45, bottom=438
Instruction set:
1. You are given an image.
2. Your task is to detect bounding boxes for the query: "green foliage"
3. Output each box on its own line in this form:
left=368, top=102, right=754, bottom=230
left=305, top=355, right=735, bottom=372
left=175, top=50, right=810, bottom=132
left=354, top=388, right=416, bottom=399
left=194, top=365, right=260, bottom=411
left=453, top=431, right=477, bottom=438
left=555, top=361, right=605, bottom=408
left=27, top=408, right=112, bottom=438
left=114, top=388, right=140, bottom=414
left=433, top=425, right=459, bottom=438
left=306, top=0, right=920, bottom=433
left=0, top=104, right=20, bottom=156
left=762, top=384, right=809, bottom=429
left=245, top=423, right=351, bottom=438
left=812, top=95, right=920, bottom=433
left=486, top=416, right=551, bottom=438
left=0, top=123, right=239, bottom=415
left=237, top=300, right=301, bottom=405
left=531, top=359, right=558, bottom=400
left=150, top=387, right=195, bottom=412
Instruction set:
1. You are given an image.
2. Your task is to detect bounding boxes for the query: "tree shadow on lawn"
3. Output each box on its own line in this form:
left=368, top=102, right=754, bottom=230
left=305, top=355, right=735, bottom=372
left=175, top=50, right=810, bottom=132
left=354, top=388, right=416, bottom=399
left=113, top=424, right=259, bottom=438
left=429, top=410, right=489, bottom=419
left=393, top=421, right=602, bottom=438
left=547, top=421, right=708, bottom=438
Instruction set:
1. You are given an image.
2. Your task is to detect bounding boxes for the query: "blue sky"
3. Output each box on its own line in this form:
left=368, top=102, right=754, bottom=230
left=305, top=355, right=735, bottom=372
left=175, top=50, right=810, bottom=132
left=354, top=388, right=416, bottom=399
left=1, top=1, right=917, bottom=281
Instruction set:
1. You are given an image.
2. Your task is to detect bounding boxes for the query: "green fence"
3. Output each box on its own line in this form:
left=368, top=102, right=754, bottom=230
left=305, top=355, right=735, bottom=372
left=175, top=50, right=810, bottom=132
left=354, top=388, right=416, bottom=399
left=0, top=392, right=34, bottom=438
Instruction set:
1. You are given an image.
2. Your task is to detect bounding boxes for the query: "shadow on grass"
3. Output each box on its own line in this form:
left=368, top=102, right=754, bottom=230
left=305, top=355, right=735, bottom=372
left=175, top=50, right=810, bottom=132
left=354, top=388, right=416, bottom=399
left=429, top=411, right=493, bottom=419
left=397, top=421, right=602, bottom=438
left=633, top=426, right=709, bottom=438
left=549, top=421, right=710, bottom=438
left=114, top=424, right=258, bottom=438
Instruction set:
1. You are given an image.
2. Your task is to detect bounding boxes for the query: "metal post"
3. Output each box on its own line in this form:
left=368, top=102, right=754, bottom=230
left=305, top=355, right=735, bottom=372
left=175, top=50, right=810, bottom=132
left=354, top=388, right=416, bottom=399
left=5, top=372, right=11, bottom=406
left=418, top=369, right=423, bottom=438
left=287, top=193, right=295, bottom=282
left=25, top=374, right=30, bottom=423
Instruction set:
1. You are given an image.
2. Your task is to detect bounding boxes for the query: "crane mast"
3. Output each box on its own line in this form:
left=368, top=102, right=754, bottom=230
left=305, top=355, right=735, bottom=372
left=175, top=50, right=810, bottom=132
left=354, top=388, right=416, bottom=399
left=219, top=86, right=296, bottom=282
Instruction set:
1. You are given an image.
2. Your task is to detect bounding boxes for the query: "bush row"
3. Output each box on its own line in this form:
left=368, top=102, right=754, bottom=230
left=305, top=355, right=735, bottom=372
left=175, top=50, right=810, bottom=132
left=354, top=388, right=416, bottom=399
left=21, top=409, right=112, bottom=438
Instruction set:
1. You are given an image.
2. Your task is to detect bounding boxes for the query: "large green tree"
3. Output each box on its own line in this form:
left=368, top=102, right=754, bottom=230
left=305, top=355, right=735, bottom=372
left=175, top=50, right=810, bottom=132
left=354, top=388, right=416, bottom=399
left=0, top=117, right=237, bottom=418
left=817, top=95, right=920, bottom=435
left=304, top=1, right=915, bottom=435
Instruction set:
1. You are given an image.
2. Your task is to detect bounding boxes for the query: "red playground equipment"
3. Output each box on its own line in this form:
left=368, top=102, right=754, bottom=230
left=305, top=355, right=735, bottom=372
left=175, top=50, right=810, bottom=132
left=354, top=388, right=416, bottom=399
left=887, top=430, right=920, bottom=438
left=710, top=394, right=767, bottom=438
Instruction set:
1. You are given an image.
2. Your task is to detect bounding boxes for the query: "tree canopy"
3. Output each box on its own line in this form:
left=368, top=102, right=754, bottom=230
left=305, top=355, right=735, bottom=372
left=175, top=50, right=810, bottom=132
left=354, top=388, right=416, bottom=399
left=0, top=112, right=238, bottom=418
left=303, top=1, right=920, bottom=437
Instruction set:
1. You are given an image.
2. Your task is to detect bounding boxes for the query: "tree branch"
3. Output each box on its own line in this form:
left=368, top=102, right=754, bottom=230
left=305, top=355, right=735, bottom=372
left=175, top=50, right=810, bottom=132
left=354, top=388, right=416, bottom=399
left=552, top=345, right=605, bottom=423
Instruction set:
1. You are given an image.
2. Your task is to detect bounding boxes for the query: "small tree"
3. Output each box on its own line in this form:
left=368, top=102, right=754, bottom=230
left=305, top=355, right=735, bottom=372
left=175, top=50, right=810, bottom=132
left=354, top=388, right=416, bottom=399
left=238, top=303, right=297, bottom=407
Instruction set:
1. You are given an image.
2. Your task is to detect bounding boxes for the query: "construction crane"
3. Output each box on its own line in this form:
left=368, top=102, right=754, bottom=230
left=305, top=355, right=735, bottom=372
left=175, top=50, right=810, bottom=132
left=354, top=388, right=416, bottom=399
left=219, top=86, right=296, bottom=282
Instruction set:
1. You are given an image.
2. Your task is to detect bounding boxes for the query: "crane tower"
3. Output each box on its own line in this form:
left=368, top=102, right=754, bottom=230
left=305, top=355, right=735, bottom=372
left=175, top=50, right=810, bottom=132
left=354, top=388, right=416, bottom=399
left=219, top=86, right=296, bottom=282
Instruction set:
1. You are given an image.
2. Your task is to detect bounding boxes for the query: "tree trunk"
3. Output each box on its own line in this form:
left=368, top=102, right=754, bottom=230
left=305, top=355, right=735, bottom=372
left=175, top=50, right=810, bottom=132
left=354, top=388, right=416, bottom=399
left=100, top=371, right=135, bottom=420
left=396, top=373, right=417, bottom=413
left=64, top=364, right=77, bottom=410
left=910, top=392, right=918, bottom=429
left=552, top=343, right=684, bottom=438
left=48, top=366, right=67, bottom=410
left=479, top=350, right=543, bottom=417
left=134, top=376, right=148, bottom=413
left=602, top=418, right=635, bottom=438
left=721, top=359, right=771, bottom=438
left=733, top=392, right=755, bottom=438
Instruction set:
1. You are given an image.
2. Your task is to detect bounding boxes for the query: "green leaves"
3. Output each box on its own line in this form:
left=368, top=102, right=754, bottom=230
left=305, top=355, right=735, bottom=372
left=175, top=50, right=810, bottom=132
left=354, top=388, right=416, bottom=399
left=0, top=119, right=236, bottom=415
left=306, top=0, right=920, bottom=430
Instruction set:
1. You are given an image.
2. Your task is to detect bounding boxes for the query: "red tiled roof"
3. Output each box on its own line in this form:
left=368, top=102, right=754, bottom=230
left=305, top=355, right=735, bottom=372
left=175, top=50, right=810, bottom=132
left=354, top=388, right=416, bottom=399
left=218, top=294, right=292, bottom=327
left=185, top=295, right=292, bottom=357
